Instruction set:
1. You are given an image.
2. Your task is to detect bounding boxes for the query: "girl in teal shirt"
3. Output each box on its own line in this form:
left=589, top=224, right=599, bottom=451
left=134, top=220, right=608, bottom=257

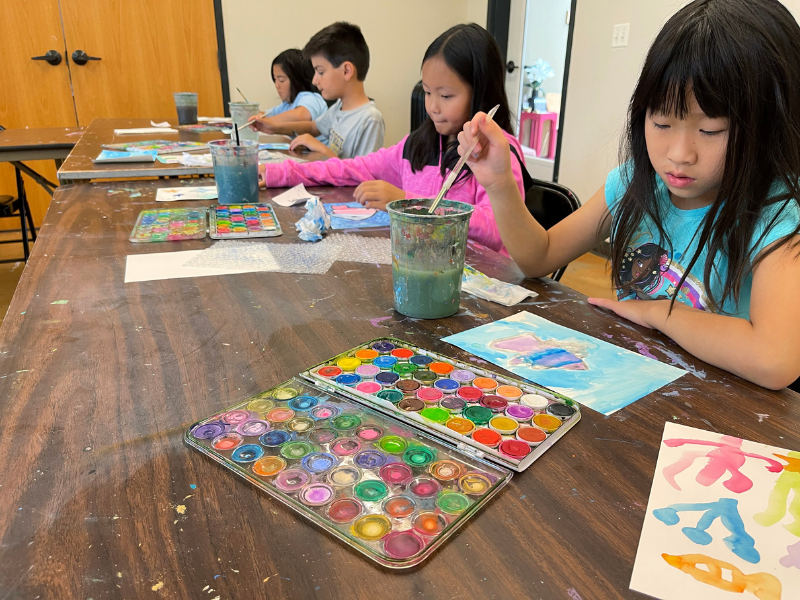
left=457, top=0, right=800, bottom=390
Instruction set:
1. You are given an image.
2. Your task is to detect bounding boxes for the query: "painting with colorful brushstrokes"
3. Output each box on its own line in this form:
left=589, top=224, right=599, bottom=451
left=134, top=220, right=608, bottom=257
left=442, top=311, right=684, bottom=415
left=324, top=202, right=391, bottom=230
left=630, top=422, right=799, bottom=599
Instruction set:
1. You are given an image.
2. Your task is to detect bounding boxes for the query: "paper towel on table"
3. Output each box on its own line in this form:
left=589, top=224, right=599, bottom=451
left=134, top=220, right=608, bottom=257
left=295, top=197, right=331, bottom=242
left=177, top=153, right=213, bottom=167
left=272, top=183, right=318, bottom=207
left=461, top=265, right=538, bottom=306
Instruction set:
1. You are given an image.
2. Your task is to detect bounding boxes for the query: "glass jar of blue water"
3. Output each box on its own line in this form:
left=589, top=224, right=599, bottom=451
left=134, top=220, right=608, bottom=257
left=387, top=199, right=474, bottom=319
left=173, top=92, right=198, bottom=125
left=229, top=102, right=260, bottom=142
left=208, top=140, right=260, bottom=205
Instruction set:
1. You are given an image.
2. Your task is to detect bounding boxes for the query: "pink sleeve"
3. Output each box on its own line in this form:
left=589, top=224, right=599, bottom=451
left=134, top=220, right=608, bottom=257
left=263, top=138, right=406, bottom=188
left=466, top=134, right=526, bottom=255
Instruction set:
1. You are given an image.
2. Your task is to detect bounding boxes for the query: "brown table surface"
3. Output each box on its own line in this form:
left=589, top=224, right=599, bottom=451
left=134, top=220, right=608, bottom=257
left=0, top=179, right=797, bottom=599
left=56, top=118, right=326, bottom=181
left=0, top=127, right=84, bottom=162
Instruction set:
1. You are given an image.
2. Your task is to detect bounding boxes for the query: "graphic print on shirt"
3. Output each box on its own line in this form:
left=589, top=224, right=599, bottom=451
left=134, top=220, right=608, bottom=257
left=328, top=129, right=344, bottom=157
left=616, top=239, right=711, bottom=311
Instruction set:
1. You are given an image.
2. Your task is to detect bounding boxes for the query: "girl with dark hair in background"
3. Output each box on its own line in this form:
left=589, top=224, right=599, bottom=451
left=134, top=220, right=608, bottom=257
left=263, top=49, right=327, bottom=124
left=457, top=0, right=800, bottom=390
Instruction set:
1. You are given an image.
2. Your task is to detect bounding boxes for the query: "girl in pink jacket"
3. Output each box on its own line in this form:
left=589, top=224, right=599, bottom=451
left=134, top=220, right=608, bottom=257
left=260, top=24, right=526, bottom=255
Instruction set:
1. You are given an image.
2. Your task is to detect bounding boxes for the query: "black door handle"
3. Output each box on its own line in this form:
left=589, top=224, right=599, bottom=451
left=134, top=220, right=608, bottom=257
left=71, top=50, right=101, bottom=66
left=506, top=60, right=518, bottom=73
left=31, top=50, right=62, bottom=66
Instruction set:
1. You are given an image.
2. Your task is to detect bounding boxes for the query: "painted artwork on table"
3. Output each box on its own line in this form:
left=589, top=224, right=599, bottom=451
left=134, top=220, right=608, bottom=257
left=630, top=422, right=799, bottom=600
left=177, top=122, right=232, bottom=132
left=324, top=202, right=391, bottom=230
left=102, top=140, right=207, bottom=155
left=442, top=311, right=684, bottom=415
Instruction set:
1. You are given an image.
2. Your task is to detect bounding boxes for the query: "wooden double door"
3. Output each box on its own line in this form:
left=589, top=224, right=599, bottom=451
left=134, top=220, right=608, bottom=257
left=0, top=0, right=225, bottom=226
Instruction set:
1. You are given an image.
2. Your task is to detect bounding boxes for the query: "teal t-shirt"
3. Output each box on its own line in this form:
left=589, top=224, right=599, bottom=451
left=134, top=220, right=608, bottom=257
left=604, top=166, right=799, bottom=319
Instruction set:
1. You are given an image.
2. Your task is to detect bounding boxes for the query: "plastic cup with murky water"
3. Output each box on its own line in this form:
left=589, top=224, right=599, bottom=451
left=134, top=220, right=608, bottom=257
left=229, top=102, right=260, bottom=142
left=208, top=140, right=259, bottom=205
left=173, top=92, right=198, bottom=125
left=387, top=199, right=474, bottom=319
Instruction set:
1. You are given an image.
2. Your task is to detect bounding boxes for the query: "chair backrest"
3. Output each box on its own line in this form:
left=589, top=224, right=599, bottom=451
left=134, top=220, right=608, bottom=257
left=523, top=180, right=581, bottom=231
left=410, top=81, right=426, bottom=133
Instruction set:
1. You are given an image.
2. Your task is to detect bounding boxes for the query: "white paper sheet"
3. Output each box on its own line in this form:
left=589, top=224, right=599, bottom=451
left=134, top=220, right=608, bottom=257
left=124, top=251, right=259, bottom=283
left=630, top=422, right=799, bottom=599
left=155, top=186, right=218, bottom=202
left=113, top=128, right=178, bottom=134
left=150, top=120, right=171, bottom=128
left=271, top=183, right=318, bottom=207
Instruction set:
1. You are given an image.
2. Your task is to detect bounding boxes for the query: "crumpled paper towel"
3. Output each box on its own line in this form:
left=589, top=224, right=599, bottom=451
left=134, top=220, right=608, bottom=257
left=295, top=197, right=331, bottom=242
left=461, top=265, right=538, bottom=306
left=177, top=152, right=213, bottom=167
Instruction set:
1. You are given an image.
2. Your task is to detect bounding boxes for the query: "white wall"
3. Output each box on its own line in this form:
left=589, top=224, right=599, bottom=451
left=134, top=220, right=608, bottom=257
left=522, top=0, right=571, bottom=95
left=221, top=0, right=487, bottom=148
left=558, top=0, right=800, bottom=203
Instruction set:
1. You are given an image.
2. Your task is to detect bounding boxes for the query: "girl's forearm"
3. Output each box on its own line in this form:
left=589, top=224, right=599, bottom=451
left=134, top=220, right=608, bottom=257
left=647, top=301, right=797, bottom=389
left=270, top=121, right=319, bottom=137
left=482, top=176, right=554, bottom=277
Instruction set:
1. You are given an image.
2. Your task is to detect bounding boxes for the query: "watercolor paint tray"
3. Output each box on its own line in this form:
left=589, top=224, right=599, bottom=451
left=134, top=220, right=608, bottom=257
left=186, top=377, right=511, bottom=568
left=208, top=203, right=282, bottom=239
left=129, top=207, right=207, bottom=243
left=302, top=338, right=580, bottom=472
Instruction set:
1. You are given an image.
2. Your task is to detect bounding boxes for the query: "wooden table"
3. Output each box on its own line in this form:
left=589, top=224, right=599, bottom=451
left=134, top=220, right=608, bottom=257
left=57, top=118, right=327, bottom=182
left=0, top=179, right=797, bottom=599
left=0, top=127, right=83, bottom=163
left=0, top=127, right=83, bottom=260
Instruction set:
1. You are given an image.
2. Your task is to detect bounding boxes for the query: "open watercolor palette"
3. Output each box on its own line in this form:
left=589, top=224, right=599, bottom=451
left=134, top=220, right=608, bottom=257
left=186, top=377, right=511, bottom=568
left=129, top=205, right=281, bottom=242
left=208, top=204, right=282, bottom=239
left=304, top=338, right=580, bottom=471
left=186, top=338, right=579, bottom=567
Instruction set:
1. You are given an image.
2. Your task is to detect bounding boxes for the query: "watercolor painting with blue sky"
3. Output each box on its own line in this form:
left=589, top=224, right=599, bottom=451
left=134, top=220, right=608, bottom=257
left=443, top=311, right=685, bottom=415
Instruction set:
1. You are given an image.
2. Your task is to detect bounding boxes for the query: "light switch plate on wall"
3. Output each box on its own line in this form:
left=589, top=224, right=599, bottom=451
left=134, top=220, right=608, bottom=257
left=612, top=23, right=630, bottom=47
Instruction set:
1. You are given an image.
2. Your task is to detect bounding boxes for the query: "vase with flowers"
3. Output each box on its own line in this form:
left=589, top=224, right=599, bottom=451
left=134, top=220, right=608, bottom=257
left=523, top=59, right=555, bottom=112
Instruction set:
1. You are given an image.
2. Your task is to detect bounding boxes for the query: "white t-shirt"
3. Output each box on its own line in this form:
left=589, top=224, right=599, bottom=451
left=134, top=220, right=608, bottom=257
left=315, top=100, right=385, bottom=158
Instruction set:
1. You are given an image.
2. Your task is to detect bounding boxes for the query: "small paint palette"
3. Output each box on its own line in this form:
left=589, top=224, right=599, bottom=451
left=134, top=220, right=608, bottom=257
left=209, top=203, right=282, bottom=239
left=186, top=377, right=510, bottom=568
left=304, top=338, right=580, bottom=471
left=129, top=207, right=207, bottom=243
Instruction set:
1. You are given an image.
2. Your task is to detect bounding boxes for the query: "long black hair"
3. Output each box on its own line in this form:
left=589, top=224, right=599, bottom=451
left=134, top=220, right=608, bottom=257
left=271, top=49, right=316, bottom=103
left=611, top=0, right=800, bottom=313
left=406, top=24, right=514, bottom=179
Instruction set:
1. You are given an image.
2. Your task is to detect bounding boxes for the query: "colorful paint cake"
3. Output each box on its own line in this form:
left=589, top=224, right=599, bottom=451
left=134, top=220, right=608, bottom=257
left=130, top=208, right=207, bottom=242
left=308, top=338, right=580, bottom=465
left=209, top=203, right=282, bottom=239
left=186, top=376, right=509, bottom=568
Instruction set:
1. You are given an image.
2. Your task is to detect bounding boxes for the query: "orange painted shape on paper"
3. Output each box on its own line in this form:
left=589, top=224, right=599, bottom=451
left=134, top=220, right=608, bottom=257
left=662, top=553, right=781, bottom=600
